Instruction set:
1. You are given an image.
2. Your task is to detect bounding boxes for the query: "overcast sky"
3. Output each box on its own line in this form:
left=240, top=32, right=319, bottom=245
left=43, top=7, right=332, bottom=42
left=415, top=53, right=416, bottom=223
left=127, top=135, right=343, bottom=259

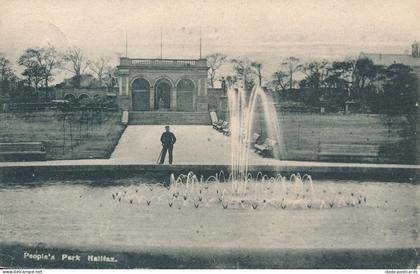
left=1, top=0, right=419, bottom=82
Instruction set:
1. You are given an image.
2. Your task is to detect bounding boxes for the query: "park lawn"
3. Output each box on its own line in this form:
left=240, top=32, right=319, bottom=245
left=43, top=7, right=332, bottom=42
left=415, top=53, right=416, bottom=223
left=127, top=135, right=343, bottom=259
left=0, top=110, right=126, bottom=160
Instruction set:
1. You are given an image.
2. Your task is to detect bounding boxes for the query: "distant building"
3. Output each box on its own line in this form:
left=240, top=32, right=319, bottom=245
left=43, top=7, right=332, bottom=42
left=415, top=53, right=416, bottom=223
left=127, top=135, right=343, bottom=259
left=359, top=41, right=420, bottom=107
left=359, top=41, right=420, bottom=72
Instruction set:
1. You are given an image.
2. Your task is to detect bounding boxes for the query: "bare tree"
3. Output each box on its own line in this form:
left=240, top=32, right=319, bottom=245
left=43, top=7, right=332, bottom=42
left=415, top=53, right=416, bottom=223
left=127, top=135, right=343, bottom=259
left=39, top=46, right=61, bottom=100
left=271, top=71, right=288, bottom=92
left=281, top=57, right=301, bottom=89
left=251, top=61, right=263, bottom=86
left=300, top=60, right=330, bottom=90
left=17, top=47, right=61, bottom=101
left=230, top=57, right=255, bottom=92
left=63, top=46, right=89, bottom=88
left=0, top=53, right=16, bottom=100
left=0, top=53, right=14, bottom=81
left=206, top=53, right=227, bottom=88
left=225, top=75, right=238, bottom=87
left=88, top=57, right=111, bottom=87
left=17, top=48, right=44, bottom=92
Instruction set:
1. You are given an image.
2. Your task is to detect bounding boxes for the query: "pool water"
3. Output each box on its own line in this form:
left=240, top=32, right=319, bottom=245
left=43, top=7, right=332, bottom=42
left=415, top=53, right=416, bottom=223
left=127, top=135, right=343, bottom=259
left=0, top=175, right=418, bottom=251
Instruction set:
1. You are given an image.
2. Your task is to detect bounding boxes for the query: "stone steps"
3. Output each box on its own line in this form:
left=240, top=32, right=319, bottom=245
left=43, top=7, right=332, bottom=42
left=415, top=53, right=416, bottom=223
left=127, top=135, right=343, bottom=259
left=128, top=111, right=211, bottom=125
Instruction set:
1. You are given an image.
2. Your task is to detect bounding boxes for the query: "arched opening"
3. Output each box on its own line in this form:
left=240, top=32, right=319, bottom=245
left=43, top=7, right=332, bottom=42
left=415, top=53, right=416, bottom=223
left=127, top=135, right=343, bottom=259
left=155, top=80, right=171, bottom=110
left=177, top=79, right=194, bottom=112
left=78, top=94, right=89, bottom=101
left=64, top=94, right=76, bottom=103
left=132, top=78, right=150, bottom=111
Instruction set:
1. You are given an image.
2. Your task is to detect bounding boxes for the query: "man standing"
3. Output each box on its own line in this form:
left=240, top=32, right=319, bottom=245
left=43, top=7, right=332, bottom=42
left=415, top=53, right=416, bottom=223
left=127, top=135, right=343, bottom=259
left=159, top=125, right=176, bottom=165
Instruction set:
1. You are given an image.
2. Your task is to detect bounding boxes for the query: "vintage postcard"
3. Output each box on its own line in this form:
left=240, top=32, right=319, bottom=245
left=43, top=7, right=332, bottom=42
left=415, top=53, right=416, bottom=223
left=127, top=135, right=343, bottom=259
left=0, top=0, right=419, bottom=270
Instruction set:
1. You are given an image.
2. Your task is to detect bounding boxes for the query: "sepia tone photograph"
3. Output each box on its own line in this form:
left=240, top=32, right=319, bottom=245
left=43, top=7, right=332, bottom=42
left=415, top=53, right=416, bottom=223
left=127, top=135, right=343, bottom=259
left=0, top=0, right=419, bottom=270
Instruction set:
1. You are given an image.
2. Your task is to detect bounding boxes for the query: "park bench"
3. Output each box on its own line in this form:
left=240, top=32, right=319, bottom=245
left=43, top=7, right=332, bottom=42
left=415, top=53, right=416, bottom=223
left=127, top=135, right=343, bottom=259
left=221, top=122, right=231, bottom=136
left=318, top=143, right=380, bottom=162
left=254, top=138, right=277, bottom=157
left=251, top=133, right=262, bottom=146
left=0, top=142, right=46, bottom=162
left=213, top=120, right=224, bottom=130
left=215, top=120, right=228, bottom=131
left=209, top=111, right=219, bottom=128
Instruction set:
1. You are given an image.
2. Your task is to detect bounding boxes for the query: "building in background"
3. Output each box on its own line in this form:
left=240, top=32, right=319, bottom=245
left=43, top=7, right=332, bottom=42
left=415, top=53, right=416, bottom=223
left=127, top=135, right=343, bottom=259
left=359, top=41, right=420, bottom=108
left=360, top=41, right=420, bottom=73
left=116, top=57, right=209, bottom=112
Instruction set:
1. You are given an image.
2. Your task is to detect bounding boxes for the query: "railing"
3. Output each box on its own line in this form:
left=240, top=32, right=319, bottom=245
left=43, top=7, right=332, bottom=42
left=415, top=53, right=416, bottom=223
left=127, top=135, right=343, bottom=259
left=120, top=58, right=206, bottom=67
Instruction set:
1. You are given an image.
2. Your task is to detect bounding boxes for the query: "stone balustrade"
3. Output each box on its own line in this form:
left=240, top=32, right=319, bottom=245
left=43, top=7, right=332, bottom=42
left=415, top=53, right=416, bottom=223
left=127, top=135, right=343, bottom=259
left=119, top=57, right=207, bottom=68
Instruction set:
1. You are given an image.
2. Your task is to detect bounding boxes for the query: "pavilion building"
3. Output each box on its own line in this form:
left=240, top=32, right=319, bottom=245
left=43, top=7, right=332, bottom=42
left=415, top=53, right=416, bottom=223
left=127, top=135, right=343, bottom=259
left=116, top=57, right=209, bottom=113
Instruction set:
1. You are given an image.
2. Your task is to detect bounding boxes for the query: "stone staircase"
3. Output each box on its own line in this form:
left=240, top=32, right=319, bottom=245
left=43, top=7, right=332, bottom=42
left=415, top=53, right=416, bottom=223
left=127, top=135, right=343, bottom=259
left=128, top=111, right=211, bottom=125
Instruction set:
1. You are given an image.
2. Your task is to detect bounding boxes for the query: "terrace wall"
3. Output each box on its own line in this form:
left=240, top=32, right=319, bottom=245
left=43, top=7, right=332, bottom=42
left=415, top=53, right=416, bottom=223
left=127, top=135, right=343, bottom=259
left=252, top=112, right=414, bottom=164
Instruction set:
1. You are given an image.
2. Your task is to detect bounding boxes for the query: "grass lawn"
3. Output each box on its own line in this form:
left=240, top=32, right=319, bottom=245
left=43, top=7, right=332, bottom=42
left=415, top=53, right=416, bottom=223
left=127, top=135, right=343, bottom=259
left=0, top=110, right=126, bottom=160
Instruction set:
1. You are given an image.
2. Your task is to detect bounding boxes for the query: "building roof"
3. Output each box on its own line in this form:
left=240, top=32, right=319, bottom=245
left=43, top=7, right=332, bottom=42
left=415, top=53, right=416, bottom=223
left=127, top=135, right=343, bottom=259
left=360, top=52, right=420, bottom=68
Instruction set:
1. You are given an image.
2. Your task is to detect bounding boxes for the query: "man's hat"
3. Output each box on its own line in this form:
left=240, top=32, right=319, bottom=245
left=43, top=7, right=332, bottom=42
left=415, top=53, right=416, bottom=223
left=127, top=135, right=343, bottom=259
left=165, top=125, right=170, bottom=129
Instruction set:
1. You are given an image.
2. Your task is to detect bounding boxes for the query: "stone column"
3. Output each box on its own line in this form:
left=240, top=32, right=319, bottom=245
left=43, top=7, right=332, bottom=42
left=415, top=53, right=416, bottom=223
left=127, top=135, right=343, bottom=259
left=193, top=92, right=196, bottom=112
left=119, top=76, right=123, bottom=96
left=150, top=86, right=155, bottom=110
left=125, top=76, right=130, bottom=96
left=198, top=78, right=202, bottom=96
left=171, top=87, right=177, bottom=111
left=196, top=79, right=201, bottom=111
left=201, top=78, right=207, bottom=96
left=196, top=77, right=209, bottom=112
left=117, top=69, right=130, bottom=110
left=416, top=117, right=419, bottom=165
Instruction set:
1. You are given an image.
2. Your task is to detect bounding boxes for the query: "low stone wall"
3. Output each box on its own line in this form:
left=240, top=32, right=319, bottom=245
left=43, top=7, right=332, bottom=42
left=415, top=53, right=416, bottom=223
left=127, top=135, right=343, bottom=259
left=55, top=88, right=108, bottom=101
left=0, top=163, right=418, bottom=183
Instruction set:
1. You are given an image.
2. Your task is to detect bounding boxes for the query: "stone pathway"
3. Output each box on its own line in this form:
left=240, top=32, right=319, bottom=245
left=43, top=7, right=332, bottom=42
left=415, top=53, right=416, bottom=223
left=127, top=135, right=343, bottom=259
left=112, top=125, right=238, bottom=164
